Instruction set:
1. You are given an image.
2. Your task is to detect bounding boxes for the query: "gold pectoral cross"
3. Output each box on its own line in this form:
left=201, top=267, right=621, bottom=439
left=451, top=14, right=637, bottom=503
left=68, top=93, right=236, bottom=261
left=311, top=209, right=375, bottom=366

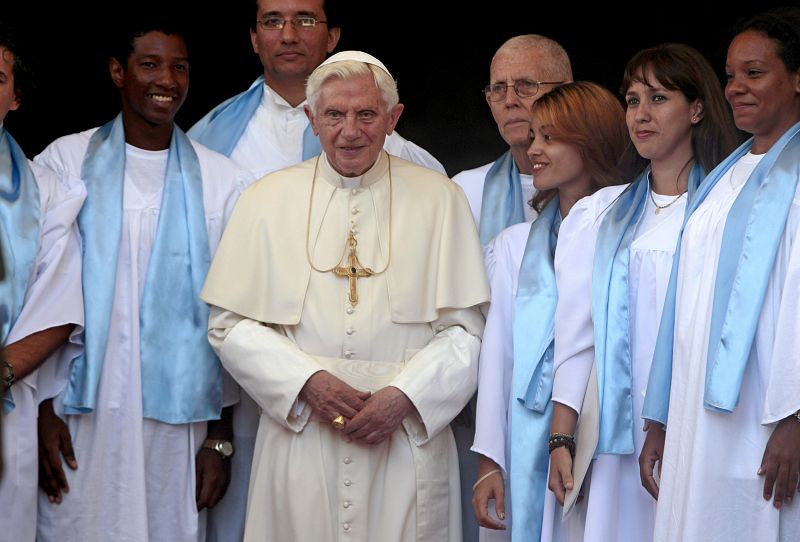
left=333, top=231, right=374, bottom=306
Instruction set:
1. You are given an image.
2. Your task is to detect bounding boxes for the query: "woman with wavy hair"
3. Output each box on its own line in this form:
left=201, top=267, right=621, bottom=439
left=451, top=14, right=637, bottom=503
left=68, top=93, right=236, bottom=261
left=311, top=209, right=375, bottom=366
left=472, top=81, right=635, bottom=542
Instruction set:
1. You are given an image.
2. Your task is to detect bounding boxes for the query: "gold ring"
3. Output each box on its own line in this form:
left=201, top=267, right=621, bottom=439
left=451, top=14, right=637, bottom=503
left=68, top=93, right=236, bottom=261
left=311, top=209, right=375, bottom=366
left=331, top=415, right=346, bottom=430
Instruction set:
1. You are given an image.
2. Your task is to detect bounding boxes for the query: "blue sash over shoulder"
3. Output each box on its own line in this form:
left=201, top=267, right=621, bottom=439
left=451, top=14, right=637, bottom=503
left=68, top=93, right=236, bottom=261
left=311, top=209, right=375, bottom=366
left=0, top=128, right=40, bottom=413
left=67, top=114, right=221, bottom=424
left=508, top=197, right=560, bottom=542
left=188, top=76, right=321, bottom=160
left=644, top=122, right=800, bottom=423
left=479, top=151, right=526, bottom=245
left=593, top=166, right=703, bottom=451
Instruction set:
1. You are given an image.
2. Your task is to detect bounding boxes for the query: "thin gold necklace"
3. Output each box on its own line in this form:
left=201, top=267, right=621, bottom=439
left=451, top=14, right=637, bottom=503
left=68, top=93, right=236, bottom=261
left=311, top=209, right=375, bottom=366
left=305, top=153, right=393, bottom=303
left=649, top=156, right=693, bottom=215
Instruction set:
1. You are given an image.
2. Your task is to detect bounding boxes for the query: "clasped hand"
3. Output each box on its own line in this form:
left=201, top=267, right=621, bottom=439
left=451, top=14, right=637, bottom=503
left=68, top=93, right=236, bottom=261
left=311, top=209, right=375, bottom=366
left=300, top=371, right=415, bottom=445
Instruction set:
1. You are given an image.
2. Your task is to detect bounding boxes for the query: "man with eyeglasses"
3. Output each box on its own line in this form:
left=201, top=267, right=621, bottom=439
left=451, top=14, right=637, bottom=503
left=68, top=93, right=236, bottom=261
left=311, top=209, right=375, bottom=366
left=189, top=3, right=446, bottom=540
left=189, top=0, right=445, bottom=181
left=454, top=35, right=572, bottom=244
left=452, top=34, right=572, bottom=542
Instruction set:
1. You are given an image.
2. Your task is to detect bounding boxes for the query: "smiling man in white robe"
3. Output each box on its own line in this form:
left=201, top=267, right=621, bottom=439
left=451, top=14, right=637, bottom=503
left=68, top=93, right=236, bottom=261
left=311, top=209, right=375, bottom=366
left=34, top=17, right=251, bottom=542
left=201, top=50, right=489, bottom=541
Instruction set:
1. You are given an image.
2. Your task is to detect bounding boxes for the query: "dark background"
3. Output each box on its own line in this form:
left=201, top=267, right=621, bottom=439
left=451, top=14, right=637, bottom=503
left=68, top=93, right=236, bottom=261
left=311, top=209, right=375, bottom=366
left=3, top=1, right=789, bottom=176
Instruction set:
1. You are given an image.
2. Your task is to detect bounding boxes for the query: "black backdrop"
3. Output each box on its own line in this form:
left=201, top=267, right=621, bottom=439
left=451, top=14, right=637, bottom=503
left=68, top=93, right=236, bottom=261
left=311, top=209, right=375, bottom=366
left=3, top=1, right=789, bottom=176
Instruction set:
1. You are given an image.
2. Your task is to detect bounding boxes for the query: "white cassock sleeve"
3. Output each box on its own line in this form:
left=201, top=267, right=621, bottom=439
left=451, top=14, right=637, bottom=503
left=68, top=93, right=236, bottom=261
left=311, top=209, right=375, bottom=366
left=551, top=197, right=599, bottom=415
left=208, top=309, right=321, bottom=432
left=390, top=306, right=484, bottom=446
left=6, top=165, right=85, bottom=402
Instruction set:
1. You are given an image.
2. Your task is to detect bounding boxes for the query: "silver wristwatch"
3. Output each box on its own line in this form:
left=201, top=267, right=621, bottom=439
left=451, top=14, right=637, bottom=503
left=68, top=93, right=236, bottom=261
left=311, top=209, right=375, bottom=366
left=203, top=439, right=234, bottom=459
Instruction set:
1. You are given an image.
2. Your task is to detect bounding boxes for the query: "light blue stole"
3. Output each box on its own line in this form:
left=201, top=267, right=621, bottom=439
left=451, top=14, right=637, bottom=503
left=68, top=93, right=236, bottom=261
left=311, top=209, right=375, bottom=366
left=479, top=150, right=526, bottom=245
left=509, top=197, right=560, bottom=542
left=644, top=122, right=800, bottom=424
left=0, top=128, right=40, bottom=413
left=66, top=114, right=221, bottom=424
left=188, top=75, right=322, bottom=160
left=593, top=166, right=703, bottom=452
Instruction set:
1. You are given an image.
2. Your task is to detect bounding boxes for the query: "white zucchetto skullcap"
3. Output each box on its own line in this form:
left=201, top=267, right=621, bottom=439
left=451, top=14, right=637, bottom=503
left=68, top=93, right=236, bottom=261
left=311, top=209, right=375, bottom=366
left=318, top=50, right=393, bottom=78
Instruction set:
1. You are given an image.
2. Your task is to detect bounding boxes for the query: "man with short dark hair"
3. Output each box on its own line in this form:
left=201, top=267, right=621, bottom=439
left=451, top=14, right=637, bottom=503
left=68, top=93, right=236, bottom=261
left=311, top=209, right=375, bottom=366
left=35, top=17, right=250, bottom=542
left=189, top=0, right=444, bottom=179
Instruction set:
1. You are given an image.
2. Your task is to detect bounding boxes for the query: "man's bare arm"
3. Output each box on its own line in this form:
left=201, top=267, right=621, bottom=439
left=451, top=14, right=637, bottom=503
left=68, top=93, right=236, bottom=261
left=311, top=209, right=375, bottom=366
left=4, top=324, right=74, bottom=381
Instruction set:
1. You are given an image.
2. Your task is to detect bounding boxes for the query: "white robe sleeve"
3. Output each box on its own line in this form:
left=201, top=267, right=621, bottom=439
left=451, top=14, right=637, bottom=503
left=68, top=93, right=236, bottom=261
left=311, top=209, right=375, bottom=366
left=390, top=306, right=484, bottom=446
left=761, top=196, right=800, bottom=424
left=551, top=197, right=600, bottom=414
left=6, top=164, right=85, bottom=402
left=470, top=236, right=515, bottom=474
left=210, top=164, right=256, bottom=409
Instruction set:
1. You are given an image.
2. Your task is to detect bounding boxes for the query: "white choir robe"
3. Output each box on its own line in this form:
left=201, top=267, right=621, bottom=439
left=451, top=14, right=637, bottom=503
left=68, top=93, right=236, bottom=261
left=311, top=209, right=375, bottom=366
left=473, top=221, right=572, bottom=542
left=33, top=128, right=249, bottom=542
left=552, top=184, right=686, bottom=542
left=206, top=81, right=448, bottom=542
left=0, top=160, right=84, bottom=542
left=453, top=158, right=534, bottom=542
left=452, top=161, right=536, bottom=231
left=654, top=153, right=800, bottom=542
left=201, top=153, right=488, bottom=542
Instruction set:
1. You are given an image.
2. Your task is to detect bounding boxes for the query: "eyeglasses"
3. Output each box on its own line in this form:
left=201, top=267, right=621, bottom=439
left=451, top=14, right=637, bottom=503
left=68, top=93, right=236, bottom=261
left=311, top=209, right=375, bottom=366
left=483, top=80, right=565, bottom=102
left=256, top=15, right=327, bottom=30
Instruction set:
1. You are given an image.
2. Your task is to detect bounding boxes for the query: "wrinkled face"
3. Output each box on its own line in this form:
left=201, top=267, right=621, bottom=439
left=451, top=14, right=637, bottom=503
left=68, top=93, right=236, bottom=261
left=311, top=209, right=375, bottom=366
left=488, top=50, right=560, bottom=150
left=527, top=119, right=589, bottom=195
left=306, top=74, right=403, bottom=177
left=111, top=31, right=189, bottom=128
left=725, top=30, right=800, bottom=152
left=625, top=67, right=699, bottom=164
left=251, top=0, right=340, bottom=86
left=0, top=47, right=20, bottom=124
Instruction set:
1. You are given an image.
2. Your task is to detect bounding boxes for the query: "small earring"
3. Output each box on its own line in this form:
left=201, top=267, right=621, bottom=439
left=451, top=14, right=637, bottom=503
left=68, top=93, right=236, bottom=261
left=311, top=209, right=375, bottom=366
left=691, top=116, right=698, bottom=123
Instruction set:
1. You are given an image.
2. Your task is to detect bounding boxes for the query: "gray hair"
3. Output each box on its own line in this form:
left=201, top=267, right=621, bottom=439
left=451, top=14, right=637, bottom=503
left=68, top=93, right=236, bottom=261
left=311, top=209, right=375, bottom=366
left=306, top=60, right=399, bottom=113
left=492, top=35, right=573, bottom=82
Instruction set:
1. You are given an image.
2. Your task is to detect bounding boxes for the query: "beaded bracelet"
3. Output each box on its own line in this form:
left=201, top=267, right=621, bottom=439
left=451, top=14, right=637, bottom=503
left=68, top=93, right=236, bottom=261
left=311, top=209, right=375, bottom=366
left=548, top=433, right=576, bottom=457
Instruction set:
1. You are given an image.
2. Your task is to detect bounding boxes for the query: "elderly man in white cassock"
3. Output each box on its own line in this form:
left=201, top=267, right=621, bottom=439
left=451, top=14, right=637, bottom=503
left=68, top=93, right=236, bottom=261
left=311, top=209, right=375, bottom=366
left=201, top=50, right=489, bottom=541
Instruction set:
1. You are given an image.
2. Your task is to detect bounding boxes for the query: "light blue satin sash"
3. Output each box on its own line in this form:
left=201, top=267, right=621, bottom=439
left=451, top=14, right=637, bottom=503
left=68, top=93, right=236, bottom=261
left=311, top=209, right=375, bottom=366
left=593, top=166, right=703, bottom=452
left=0, top=128, right=40, bottom=413
left=508, top=197, right=560, bottom=542
left=644, top=122, right=800, bottom=423
left=67, top=114, right=221, bottom=423
left=188, top=76, right=321, bottom=160
left=479, top=151, right=526, bottom=245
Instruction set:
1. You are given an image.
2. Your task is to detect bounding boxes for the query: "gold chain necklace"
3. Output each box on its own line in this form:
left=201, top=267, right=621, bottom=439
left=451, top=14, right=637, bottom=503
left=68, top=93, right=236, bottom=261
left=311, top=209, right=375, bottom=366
left=648, top=188, right=685, bottom=214
left=305, top=153, right=393, bottom=304
left=649, top=156, right=693, bottom=215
